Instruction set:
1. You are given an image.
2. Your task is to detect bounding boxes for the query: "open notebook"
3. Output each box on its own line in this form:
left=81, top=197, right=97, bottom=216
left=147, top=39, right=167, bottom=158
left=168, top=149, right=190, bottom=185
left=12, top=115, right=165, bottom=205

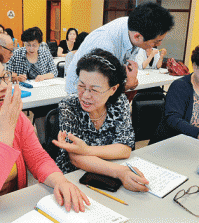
left=12, top=195, right=129, bottom=223
left=123, top=157, right=188, bottom=198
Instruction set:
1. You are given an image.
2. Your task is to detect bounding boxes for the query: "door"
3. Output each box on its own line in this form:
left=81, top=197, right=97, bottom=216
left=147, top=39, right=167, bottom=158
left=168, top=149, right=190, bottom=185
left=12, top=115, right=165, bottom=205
left=46, top=0, right=61, bottom=44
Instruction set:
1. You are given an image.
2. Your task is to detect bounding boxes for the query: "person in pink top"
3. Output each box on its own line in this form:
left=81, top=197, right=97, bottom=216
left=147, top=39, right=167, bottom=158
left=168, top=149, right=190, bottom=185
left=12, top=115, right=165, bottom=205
left=0, top=62, right=90, bottom=212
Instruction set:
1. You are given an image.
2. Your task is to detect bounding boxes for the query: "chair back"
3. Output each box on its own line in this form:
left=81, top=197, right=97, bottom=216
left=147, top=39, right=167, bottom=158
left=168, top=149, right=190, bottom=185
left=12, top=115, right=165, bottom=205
left=57, top=61, right=65, bottom=78
left=45, top=108, right=60, bottom=160
left=47, top=40, right=58, bottom=57
left=132, top=92, right=166, bottom=142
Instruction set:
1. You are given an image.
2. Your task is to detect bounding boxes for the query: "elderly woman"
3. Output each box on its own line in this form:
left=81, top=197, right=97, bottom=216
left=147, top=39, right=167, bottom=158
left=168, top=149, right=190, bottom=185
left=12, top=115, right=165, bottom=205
left=0, top=62, right=90, bottom=212
left=7, top=27, right=58, bottom=146
left=57, top=28, right=78, bottom=57
left=53, top=48, right=149, bottom=192
left=150, top=46, right=199, bottom=144
left=8, top=26, right=58, bottom=82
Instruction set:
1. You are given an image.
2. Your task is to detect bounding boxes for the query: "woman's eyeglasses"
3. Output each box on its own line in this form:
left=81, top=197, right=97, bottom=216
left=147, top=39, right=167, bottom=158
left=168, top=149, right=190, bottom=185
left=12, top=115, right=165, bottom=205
left=173, top=185, right=199, bottom=217
left=0, top=70, right=12, bottom=84
left=77, top=84, right=111, bottom=97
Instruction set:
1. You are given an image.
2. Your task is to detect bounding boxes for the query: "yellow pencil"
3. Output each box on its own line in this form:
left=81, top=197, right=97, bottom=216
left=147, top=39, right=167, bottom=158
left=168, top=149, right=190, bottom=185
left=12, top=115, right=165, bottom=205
left=34, top=207, right=60, bottom=223
left=159, top=48, right=163, bottom=51
left=86, top=185, right=128, bottom=205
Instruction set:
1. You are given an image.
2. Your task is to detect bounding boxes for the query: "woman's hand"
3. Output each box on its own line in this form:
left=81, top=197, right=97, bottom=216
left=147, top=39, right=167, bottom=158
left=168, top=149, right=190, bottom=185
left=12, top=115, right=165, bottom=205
left=160, top=48, right=167, bottom=57
left=35, top=75, right=45, bottom=82
left=54, top=177, right=90, bottom=212
left=124, top=60, right=138, bottom=91
left=151, top=49, right=159, bottom=57
left=0, top=83, right=22, bottom=147
left=44, top=172, right=90, bottom=213
left=52, top=131, right=90, bottom=155
left=117, top=166, right=149, bottom=192
left=18, top=74, right=27, bottom=82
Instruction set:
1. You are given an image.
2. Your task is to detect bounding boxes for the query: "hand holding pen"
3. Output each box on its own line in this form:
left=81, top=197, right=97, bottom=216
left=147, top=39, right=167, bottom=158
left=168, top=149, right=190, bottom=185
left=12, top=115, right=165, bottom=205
left=117, top=164, right=149, bottom=192
left=126, top=162, right=151, bottom=190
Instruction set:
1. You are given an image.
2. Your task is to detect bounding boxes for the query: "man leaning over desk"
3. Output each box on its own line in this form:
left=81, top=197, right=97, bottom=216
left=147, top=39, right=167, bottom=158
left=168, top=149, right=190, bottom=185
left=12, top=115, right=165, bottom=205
left=65, top=2, right=174, bottom=99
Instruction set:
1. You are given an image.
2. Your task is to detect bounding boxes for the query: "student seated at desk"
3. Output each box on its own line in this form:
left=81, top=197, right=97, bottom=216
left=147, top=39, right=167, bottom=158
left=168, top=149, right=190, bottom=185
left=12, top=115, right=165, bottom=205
left=57, top=28, right=78, bottom=57
left=0, top=62, right=90, bottom=212
left=149, top=46, right=199, bottom=144
left=53, top=49, right=149, bottom=192
left=7, top=26, right=58, bottom=82
left=64, top=32, right=89, bottom=76
left=134, top=47, right=167, bottom=69
left=7, top=27, right=59, bottom=146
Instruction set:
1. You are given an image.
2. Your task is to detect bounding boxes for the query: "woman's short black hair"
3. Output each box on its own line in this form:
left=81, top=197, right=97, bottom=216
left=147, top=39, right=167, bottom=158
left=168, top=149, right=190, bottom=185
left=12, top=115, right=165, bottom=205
left=191, top=46, right=199, bottom=67
left=128, top=2, right=174, bottom=41
left=66, top=28, right=78, bottom=41
left=5, top=28, right=14, bottom=39
left=21, top=27, right=43, bottom=43
left=0, top=24, right=5, bottom=32
left=76, top=48, right=126, bottom=104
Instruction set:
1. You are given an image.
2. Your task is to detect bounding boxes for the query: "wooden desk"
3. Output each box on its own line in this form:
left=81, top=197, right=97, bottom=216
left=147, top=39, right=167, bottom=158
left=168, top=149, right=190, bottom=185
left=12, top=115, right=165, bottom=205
left=1, top=135, right=199, bottom=222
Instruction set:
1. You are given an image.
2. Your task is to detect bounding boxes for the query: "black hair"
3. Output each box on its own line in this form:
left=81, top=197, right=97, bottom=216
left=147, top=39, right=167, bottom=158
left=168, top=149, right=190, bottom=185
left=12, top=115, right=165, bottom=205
left=76, top=48, right=126, bottom=104
left=66, top=28, right=78, bottom=41
left=5, top=28, right=14, bottom=39
left=0, top=24, right=5, bottom=32
left=76, top=32, right=89, bottom=48
left=128, top=2, right=174, bottom=41
left=21, top=26, right=43, bottom=43
left=191, top=46, right=199, bottom=66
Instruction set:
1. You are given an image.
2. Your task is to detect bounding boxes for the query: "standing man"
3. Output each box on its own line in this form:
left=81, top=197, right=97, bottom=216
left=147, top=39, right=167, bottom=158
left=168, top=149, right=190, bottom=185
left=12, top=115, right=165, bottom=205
left=65, top=2, right=174, bottom=94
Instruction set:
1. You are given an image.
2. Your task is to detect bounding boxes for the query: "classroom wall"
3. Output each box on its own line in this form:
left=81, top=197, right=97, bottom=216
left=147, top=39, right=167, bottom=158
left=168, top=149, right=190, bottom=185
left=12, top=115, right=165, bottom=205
left=61, top=0, right=92, bottom=40
left=23, top=0, right=47, bottom=42
left=90, top=0, right=104, bottom=32
left=185, top=0, right=199, bottom=72
left=0, top=0, right=23, bottom=46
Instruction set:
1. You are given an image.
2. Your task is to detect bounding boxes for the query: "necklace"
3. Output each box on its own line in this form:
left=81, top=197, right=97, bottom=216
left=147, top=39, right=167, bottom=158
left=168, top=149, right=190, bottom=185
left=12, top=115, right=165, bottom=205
left=90, top=109, right=107, bottom=126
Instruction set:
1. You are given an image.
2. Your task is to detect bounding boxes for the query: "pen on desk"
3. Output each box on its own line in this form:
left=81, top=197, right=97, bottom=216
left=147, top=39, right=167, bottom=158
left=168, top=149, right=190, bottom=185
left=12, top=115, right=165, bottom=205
left=34, top=207, right=59, bottom=223
left=86, top=185, right=128, bottom=206
left=126, top=162, right=151, bottom=190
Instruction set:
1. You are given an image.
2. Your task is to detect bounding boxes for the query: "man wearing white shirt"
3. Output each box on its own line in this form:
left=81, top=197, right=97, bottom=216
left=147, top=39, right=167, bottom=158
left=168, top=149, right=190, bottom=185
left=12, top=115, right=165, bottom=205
left=66, top=2, right=174, bottom=95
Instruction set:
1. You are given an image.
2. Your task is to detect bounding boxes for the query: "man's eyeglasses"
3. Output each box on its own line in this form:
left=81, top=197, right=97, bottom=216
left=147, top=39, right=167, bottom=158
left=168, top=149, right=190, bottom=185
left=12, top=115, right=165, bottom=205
left=173, top=185, right=199, bottom=217
left=77, top=84, right=111, bottom=97
left=0, top=45, right=13, bottom=53
left=0, top=70, right=12, bottom=84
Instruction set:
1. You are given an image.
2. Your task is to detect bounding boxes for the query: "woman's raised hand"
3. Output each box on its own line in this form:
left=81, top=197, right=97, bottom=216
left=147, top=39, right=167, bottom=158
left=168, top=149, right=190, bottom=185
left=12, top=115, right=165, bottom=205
left=52, top=131, right=90, bottom=155
left=0, top=83, right=22, bottom=147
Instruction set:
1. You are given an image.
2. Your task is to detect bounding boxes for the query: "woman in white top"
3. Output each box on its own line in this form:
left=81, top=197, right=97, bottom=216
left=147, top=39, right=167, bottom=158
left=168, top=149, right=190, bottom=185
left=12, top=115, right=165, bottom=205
left=135, top=47, right=167, bottom=69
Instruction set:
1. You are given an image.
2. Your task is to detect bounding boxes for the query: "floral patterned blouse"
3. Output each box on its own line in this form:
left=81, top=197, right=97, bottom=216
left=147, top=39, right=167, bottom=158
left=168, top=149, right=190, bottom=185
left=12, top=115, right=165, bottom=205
left=190, top=90, right=199, bottom=127
left=56, top=93, right=135, bottom=174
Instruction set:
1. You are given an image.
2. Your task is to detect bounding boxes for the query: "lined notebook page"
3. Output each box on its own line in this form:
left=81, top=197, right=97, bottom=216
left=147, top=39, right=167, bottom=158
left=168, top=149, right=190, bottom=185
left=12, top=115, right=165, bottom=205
left=123, top=157, right=188, bottom=198
left=37, top=195, right=128, bottom=223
